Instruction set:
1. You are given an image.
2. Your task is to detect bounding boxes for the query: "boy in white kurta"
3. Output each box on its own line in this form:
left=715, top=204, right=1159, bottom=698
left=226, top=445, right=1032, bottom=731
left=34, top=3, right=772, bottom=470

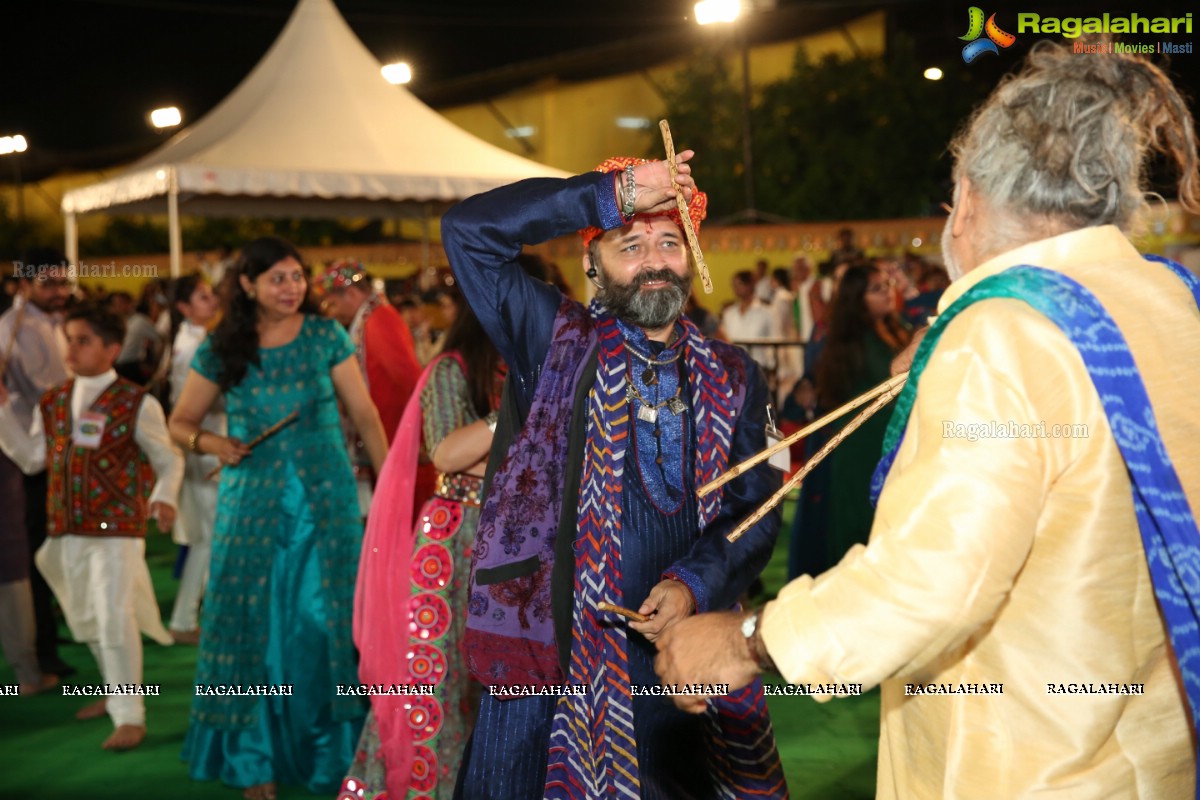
left=0, top=304, right=183, bottom=750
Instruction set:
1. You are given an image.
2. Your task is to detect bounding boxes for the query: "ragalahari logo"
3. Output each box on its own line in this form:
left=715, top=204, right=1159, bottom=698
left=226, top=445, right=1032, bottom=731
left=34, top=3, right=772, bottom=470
left=960, top=7, right=1017, bottom=62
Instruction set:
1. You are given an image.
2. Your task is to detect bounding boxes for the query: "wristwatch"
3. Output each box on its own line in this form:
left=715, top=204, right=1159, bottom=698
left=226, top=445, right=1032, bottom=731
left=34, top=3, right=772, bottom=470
left=742, top=610, right=777, bottom=672
left=741, top=610, right=759, bottom=641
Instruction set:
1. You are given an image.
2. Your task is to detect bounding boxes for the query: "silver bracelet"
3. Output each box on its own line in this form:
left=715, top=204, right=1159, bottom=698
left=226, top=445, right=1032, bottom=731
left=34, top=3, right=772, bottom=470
left=622, top=164, right=637, bottom=218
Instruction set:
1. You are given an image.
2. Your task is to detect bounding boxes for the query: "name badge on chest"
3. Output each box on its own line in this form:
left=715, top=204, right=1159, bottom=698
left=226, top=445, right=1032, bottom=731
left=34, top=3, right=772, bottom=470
left=765, top=404, right=791, bottom=473
left=72, top=411, right=107, bottom=450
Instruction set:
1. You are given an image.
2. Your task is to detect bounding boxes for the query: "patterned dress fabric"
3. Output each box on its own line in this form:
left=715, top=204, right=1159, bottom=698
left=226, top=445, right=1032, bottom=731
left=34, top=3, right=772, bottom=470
left=348, top=356, right=478, bottom=799
left=181, top=315, right=365, bottom=793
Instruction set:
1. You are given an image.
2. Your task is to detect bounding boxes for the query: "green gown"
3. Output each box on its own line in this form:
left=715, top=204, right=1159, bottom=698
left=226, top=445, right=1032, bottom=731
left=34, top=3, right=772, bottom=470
left=182, top=315, right=366, bottom=793
left=826, top=329, right=897, bottom=562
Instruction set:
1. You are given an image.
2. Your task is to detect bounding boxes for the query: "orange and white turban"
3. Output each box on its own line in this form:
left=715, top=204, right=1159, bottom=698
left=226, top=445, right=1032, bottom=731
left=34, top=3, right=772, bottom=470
left=578, top=156, right=707, bottom=248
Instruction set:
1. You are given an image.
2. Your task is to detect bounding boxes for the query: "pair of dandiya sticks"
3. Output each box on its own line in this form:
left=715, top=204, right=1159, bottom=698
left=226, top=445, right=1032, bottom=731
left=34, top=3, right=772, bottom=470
left=599, top=370, right=908, bottom=623
left=199, top=122, right=905, bottom=622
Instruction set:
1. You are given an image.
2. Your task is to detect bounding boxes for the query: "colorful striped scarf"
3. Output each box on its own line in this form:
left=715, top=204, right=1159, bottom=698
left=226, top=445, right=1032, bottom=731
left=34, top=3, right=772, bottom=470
left=544, top=301, right=786, bottom=798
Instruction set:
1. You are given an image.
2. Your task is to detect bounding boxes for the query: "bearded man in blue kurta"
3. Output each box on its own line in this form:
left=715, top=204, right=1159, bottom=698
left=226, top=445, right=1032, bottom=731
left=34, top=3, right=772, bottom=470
left=440, top=156, right=787, bottom=798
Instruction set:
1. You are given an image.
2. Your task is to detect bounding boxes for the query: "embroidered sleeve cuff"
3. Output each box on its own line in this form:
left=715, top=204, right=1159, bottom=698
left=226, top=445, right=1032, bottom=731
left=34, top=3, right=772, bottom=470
left=594, top=172, right=625, bottom=231
left=663, top=568, right=709, bottom=614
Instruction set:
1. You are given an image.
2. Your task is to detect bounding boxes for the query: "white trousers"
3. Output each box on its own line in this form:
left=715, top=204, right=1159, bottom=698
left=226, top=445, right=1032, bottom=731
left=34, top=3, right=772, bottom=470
left=36, top=536, right=170, bottom=727
left=168, top=476, right=217, bottom=631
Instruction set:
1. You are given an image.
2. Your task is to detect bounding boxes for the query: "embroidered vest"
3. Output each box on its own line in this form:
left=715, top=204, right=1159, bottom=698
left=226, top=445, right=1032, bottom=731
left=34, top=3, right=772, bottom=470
left=40, top=378, right=153, bottom=537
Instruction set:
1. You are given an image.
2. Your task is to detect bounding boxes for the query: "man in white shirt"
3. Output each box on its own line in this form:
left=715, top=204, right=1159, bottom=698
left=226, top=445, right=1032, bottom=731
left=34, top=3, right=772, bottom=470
left=721, top=269, right=775, bottom=371
left=791, top=255, right=815, bottom=346
left=753, top=257, right=774, bottom=304
left=0, top=249, right=72, bottom=682
left=768, top=268, right=802, bottom=403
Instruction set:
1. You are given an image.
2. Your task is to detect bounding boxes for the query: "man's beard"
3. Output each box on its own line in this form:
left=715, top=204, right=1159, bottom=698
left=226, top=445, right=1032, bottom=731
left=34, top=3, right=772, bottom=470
left=29, top=295, right=66, bottom=313
left=941, top=214, right=964, bottom=282
left=596, top=267, right=691, bottom=330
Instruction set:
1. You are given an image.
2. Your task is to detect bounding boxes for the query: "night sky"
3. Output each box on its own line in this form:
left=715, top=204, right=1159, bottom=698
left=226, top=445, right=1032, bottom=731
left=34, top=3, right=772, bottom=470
left=3, top=0, right=1198, bottom=175
left=3, top=0, right=712, bottom=157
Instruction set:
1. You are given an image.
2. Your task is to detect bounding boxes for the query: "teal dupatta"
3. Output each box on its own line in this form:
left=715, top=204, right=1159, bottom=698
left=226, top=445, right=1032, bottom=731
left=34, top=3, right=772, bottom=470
left=869, top=257, right=1200, bottom=795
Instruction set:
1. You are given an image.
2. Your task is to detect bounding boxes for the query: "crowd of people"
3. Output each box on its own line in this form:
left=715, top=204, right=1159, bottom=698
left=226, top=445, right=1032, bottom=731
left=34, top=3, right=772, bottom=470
left=0, top=41, right=1198, bottom=800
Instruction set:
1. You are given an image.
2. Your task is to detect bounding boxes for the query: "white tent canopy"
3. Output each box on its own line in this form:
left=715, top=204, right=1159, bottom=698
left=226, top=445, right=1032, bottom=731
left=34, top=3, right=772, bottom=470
left=61, top=0, right=568, bottom=274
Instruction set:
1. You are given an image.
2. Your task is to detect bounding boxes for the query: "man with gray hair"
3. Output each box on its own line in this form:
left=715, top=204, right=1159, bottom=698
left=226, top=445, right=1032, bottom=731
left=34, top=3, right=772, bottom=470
left=656, top=42, right=1200, bottom=796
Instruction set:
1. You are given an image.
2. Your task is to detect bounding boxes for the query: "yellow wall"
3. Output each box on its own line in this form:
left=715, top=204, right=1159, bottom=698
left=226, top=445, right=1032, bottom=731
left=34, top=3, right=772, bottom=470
left=6, top=170, right=113, bottom=240
left=441, top=12, right=887, bottom=174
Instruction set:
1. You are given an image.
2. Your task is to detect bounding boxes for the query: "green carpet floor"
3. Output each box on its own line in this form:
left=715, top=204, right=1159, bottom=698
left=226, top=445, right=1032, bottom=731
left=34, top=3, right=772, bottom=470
left=0, top=498, right=878, bottom=798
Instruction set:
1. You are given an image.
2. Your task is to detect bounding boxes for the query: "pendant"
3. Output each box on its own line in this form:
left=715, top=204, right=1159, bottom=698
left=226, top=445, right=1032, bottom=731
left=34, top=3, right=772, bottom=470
left=642, top=367, right=657, bottom=385
left=637, top=403, right=659, bottom=424
left=667, top=396, right=687, bottom=416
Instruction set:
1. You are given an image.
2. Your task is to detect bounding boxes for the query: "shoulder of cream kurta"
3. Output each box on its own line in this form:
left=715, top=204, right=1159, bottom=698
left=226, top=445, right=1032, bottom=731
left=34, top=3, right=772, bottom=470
left=761, top=226, right=1199, bottom=798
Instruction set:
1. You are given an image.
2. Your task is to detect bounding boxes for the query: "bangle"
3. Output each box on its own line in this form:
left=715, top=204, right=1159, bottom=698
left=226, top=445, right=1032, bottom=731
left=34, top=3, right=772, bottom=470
left=621, top=164, right=637, bottom=218
left=484, top=410, right=500, bottom=433
left=188, top=431, right=205, bottom=453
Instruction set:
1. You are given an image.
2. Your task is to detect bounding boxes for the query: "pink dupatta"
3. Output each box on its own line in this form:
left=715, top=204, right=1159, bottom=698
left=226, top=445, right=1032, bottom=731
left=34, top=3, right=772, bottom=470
left=353, top=352, right=462, bottom=798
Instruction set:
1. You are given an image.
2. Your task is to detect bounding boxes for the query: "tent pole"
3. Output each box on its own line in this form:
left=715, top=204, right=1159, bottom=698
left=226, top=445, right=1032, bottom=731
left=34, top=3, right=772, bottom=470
left=64, top=211, right=78, bottom=269
left=168, top=169, right=182, bottom=278
left=422, top=202, right=431, bottom=271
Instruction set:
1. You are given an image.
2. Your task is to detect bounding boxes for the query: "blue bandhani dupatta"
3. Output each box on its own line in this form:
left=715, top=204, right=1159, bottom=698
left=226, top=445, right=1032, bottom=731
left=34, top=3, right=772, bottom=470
left=870, top=256, right=1200, bottom=794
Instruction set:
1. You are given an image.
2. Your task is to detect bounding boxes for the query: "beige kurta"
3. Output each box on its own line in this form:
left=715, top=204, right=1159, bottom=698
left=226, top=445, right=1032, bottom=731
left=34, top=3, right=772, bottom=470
left=761, top=225, right=1199, bottom=798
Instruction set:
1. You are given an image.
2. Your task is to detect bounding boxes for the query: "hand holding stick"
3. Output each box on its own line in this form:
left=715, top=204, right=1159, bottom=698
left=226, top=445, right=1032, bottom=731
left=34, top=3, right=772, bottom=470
left=698, top=371, right=908, bottom=499
left=205, top=410, right=300, bottom=480
left=725, top=378, right=906, bottom=543
left=598, top=601, right=650, bottom=623
left=659, top=120, right=713, bottom=294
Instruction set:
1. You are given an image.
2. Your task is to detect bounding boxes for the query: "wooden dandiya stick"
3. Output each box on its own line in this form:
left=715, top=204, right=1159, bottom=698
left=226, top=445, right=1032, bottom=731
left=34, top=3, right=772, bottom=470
left=597, top=601, right=650, bottom=624
left=205, top=410, right=300, bottom=480
left=725, top=379, right=907, bottom=544
left=698, top=371, right=909, bottom=499
left=659, top=120, right=713, bottom=295
left=0, top=300, right=28, bottom=383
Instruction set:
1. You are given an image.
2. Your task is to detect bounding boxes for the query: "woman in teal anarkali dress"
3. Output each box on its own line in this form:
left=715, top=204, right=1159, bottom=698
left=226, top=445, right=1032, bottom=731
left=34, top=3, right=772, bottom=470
left=169, top=237, right=388, bottom=799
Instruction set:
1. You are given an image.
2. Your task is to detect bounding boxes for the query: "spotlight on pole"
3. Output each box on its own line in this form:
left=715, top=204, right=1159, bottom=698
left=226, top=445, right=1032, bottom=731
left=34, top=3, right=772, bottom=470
left=0, top=134, right=28, bottom=154
left=150, top=107, right=183, bottom=129
left=381, top=62, right=413, bottom=85
left=0, top=135, right=28, bottom=155
left=695, top=0, right=741, bottom=25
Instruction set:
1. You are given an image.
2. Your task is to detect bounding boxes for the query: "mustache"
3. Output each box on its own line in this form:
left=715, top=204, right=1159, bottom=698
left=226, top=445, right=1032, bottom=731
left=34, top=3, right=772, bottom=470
left=635, top=268, right=679, bottom=286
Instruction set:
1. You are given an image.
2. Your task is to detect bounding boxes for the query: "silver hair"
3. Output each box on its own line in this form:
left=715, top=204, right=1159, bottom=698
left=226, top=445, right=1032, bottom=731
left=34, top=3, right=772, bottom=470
left=951, top=41, right=1200, bottom=251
